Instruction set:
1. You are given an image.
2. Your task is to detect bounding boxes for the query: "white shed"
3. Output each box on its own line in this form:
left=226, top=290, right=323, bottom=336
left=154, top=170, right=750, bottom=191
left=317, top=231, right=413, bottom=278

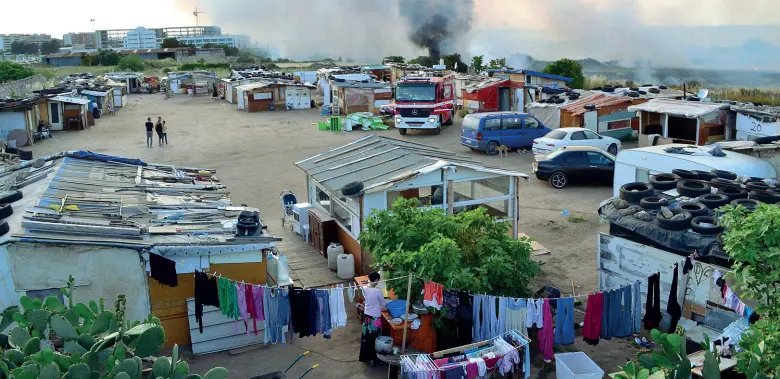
left=221, top=78, right=251, bottom=104
left=284, top=85, right=313, bottom=110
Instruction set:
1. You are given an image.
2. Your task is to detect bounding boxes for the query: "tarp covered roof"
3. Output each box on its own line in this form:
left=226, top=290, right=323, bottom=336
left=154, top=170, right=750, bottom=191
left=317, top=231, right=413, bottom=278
left=561, top=93, right=633, bottom=116
left=49, top=95, right=90, bottom=105
left=628, top=99, right=727, bottom=118
left=295, top=135, right=528, bottom=196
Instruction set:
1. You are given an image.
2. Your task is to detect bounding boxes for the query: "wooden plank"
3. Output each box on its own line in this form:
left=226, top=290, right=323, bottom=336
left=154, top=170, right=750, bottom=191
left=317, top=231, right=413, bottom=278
left=22, top=220, right=141, bottom=236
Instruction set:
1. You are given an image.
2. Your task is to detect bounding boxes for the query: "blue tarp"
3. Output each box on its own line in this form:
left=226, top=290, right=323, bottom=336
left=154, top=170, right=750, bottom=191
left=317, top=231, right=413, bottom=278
left=68, top=151, right=147, bottom=166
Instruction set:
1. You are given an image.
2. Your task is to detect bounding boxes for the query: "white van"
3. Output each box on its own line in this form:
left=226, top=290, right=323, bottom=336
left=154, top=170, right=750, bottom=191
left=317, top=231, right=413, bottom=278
left=613, top=144, right=777, bottom=196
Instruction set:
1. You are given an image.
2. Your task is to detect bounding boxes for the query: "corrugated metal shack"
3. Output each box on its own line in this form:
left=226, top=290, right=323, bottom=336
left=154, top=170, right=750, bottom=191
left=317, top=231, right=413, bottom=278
left=629, top=99, right=732, bottom=146
left=0, top=152, right=280, bottom=353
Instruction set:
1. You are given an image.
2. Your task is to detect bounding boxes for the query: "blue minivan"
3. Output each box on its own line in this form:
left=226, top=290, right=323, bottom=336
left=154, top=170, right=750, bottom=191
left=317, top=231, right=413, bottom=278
left=461, top=112, right=551, bottom=155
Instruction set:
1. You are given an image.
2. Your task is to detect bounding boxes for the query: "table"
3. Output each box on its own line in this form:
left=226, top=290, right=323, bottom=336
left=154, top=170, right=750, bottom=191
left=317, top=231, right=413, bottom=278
left=376, top=348, right=422, bottom=379
left=689, top=350, right=737, bottom=377
left=381, top=311, right=436, bottom=353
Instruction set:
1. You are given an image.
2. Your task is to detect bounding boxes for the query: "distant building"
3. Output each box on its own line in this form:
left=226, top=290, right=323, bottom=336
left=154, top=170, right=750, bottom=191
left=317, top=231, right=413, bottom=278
left=63, top=32, right=96, bottom=49
left=96, top=26, right=221, bottom=49
left=124, top=27, right=157, bottom=49
left=173, top=34, right=251, bottom=49
left=0, top=34, right=52, bottom=51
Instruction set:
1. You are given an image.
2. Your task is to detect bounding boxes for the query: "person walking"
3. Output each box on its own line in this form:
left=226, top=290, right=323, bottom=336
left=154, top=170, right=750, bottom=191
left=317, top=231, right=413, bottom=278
left=155, top=117, right=164, bottom=147
left=162, top=120, right=169, bottom=145
left=144, top=118, right=154, bottom=148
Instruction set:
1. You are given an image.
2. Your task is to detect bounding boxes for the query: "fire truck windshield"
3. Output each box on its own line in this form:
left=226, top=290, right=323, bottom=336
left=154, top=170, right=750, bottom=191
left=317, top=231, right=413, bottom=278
left=396, top=84, right=436, bottom=102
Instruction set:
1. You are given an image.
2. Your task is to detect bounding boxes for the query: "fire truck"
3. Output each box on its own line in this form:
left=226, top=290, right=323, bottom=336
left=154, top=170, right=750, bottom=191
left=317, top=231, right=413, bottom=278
left=394, top=74, right=455, bottom=135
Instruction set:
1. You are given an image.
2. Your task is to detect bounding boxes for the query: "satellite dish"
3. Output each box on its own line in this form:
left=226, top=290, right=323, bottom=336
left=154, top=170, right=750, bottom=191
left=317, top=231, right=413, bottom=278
left=697, top=88, right=709, bottom=99
left=7, top=129, right=29, bottom=148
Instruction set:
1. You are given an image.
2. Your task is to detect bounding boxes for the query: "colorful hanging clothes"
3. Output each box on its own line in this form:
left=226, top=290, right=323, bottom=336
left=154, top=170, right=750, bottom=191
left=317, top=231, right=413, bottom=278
left=217, top=277, right=240, bottom=320
left=505, top=298, right=527, bottom=337
left=193, top=271, right=219, bottom=333
left=263, top=287, right=290, bottom=344
left=246, top=284, right=260, bottom=335
left=537, top=299, right=554, bottom=362
left=423, top=281, right=445, bottom=310
left=554, top=297, right=575, bottom=345
left=236, top=282, right=249, bottom=332
left=582, top=292, right=603, bottom=345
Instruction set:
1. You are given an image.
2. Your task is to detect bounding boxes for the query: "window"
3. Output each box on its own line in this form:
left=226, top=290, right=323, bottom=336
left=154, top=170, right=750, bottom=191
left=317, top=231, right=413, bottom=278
left=524, top=117, right=541, bottom=129
left=570, top=131, right=586, bottom=140
left=586, top=152, right=612, bottom=165
left=332, top=201, right=355, bottom=233
left=583, top=130, right=601, bottom=139
left=563, top=152, right=587, bottom=165
left=526, top=75, right=532, bottom=83
left=315, top=185, right=331, bottom=210
left=462, top=115, right=480, bottom=130
left=502, top=117, right=523, bottom=130
left=543, top=130, right=567, bottom=140
left=607, top=119, right=631, bottom=130
left=484, top=119, right=501, bottom=131
left=443, top=85, right=452, bottom=98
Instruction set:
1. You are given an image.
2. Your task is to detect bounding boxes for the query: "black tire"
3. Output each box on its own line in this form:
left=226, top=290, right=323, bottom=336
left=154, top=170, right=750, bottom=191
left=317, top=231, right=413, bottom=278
left=697, top=194, right=730, bottom=209
left=620, top=182, right=655, bottom=202
left=398, top=128, right=407, bottom=135
left=718, top=187, right=749, bottom=201
left=549, top=172, right=568, bottom=189
left=443, top=113, right=453, bottom=125
left=0, top=204, right=12, bottom=220
left=672, top=169, right=698, bottom=180
left=746, top=181, right=773, bottom=192
left=0, top=191, right=22, bottom=204
left=675, top=202, right=709, bottom=216
left=748, top=190, right=780, bottom=204
left=649, top=174, right=679, bottom=191
left=676, top=180, right=711, bottom=198
left=711, top=169, right=737, bottom=180
left=730, top=198, right=760, bottom=211
left=692, top=170, right=717, bottom=181
left=607, top=144, right=618, bottom=155
left=485, top=141, right=499, bottom=156
left=752, top=135, right=780, bottom=145
left=432, top=126, right=442, bottom=135
left=656, top=211, right=692, bottom=231
left=690, top=216, right=724, bottom=235
left=0, top=221, right=8, bottom=236
left=710, top=178, right=738, bottom=189
left=639, top=196, right=668, bottom=210
left=341, top=181, right=364, bottom=196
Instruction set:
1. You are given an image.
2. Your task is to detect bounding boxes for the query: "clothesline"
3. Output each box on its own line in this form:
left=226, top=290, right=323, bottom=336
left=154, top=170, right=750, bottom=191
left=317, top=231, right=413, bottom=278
left=566, top=257, right=687, bottom=299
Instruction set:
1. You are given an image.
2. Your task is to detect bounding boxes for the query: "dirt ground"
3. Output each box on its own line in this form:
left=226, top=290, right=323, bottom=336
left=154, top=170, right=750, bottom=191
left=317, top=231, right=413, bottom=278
left=29, top=94, right=637, bottom=377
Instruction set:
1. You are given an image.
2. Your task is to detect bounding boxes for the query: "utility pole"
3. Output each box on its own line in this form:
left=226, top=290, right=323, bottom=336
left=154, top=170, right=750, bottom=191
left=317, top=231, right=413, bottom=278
left=90, top=19, right=95, bottom=31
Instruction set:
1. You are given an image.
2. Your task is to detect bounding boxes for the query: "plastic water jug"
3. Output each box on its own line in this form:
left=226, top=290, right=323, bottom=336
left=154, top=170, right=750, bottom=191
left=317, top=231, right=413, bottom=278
left=267, top=252, right=292, bottom=285
left=327, top=243, right=343, bottom=271
left=337, top=253, right=355, bottom=280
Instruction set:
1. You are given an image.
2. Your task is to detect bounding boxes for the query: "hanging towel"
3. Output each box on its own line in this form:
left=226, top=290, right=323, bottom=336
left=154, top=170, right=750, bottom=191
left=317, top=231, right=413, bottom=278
left=537, top=299, right=554, bottom=362
left=644, top=273, right=662, bottom=330
left=554, top=297, right=575, bottom=345
left=583, top=292, right=603, bottom=345
left=329, top=286, right=348, bottom=329
left=423, top=281, right=445, bottom=310
left=632, top=280, right=642, bottom=334
left=505, top=298, right=528, bottom=336
left=667, top=266, right=682, bottom=333
left=193, top=271, right=219, bottom=333
left=149, top=253, right=177, bottom=287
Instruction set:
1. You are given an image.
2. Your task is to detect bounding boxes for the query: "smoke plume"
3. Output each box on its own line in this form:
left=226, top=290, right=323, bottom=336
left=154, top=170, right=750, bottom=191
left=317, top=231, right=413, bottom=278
left=399, top=0, right=474, bottom=61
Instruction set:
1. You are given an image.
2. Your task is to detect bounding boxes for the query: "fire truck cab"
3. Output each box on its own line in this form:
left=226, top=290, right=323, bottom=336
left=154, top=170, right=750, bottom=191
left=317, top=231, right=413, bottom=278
left=394, top=75, right=455, bottom=135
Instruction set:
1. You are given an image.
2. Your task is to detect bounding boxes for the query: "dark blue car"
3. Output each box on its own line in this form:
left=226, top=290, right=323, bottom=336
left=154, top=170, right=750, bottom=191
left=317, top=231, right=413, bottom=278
left=460, top=112, right=551, bottom=155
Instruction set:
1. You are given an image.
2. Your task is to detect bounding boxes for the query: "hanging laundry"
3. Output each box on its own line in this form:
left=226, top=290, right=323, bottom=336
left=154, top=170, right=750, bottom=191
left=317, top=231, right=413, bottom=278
left=217, top=277, right=239, bottom=320
left=601, top=289, right=615, bottom=340
left=505, top=297, right=527, bottom=337
left=472, top=295, right=487, bottom=342
left=525, top=299, right=544, bottom=328
left=583, top=292, right=603, bottom=345
left=423, top=281, right=445, bottom=310
left=329, top=286, right=348, bottom=329
left=308, top=290, right=319, bottom=337
left=537, top=299, right=554, bottom=362
left=252, top=285, right=265, bottom=321
left=456, top=291, right=473, bottom=345
left=667, top=265, right=682, bottom=333
left=618, top=285, right=633, bottom=338
left=315, top=289, right=331, bottom=335
left=487, top=296, right=506, bottom=339
left=246, top=284, right=261, bottom=335
left=236, top=282, right=250, bottom=333
left=632, top=280, right=642, bottom=334
left=347, top=286, right=356, bottom=303
left=554, top=297, right=575, bottom=345
left=263, top=287, right=290, bottom=344
left=643, top=273, right=662, bottom=330
left=289, top=287, right=313, bottom=338
left=149, top=253, right=177, bottom=287
left=193, top=271, right=219, bottom=333
left=443, top=289, right=458, bottom=319
left=682, top=256, right=694, bottom=275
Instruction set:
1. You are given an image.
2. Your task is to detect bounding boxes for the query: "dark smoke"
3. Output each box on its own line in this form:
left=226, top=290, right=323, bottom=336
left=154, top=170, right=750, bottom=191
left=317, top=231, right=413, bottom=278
left=399, top=0, right=474, bottom=61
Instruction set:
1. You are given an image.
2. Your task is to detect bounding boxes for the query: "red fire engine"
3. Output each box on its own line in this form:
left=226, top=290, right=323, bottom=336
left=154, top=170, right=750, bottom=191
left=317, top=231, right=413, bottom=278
left=394, top=74, right=455, bottom=135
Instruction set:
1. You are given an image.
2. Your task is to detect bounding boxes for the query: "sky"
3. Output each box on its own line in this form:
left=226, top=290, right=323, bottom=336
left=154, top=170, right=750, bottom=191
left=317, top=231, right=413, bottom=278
left=1, top=0, right=778, bottom=69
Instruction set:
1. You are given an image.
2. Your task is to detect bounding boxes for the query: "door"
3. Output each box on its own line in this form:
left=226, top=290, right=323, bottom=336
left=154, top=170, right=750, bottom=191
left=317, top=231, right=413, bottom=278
left=584, top=111, right=598, bottom=132
left=582, top=129, right=608, bottom=150
left=561, top=151, right=589, bottom=180
left=586, top=151, right=615, bottom=182
left=237, top=90, right=246, bottom=110
left=500, top=116, right=524, bottom=148
left=49, top=102, right=63, bottom=130
left=513, top=88, right=524, bottom=111
left=482, top=118, right=502, bottom=146
left=521, top=116, right=547, bottom=147
left=498, top=88, right=511, bottom=111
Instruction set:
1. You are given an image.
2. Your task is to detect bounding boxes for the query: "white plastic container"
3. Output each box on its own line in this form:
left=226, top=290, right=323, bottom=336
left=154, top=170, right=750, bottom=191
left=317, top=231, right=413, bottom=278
left=337, top=253, right=355, bottom=280
left=554, top=352, right=604, bottom=379
left=267, top=252, right=293, bottom=286
left=327, top=243, right=343, bottom=271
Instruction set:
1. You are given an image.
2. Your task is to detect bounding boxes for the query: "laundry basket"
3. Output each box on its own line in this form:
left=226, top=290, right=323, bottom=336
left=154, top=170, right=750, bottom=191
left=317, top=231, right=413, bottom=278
left=554, top=352, right=604, bottom=379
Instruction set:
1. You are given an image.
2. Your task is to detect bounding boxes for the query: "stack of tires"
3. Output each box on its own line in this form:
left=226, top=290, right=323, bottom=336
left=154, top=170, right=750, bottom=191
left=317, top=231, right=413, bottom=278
left=0, top=190, right=21, bottom=237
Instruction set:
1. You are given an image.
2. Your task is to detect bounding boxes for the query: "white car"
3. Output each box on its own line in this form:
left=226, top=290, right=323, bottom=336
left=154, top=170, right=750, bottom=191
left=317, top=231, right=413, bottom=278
left=532, top=127, right=622, bottom=155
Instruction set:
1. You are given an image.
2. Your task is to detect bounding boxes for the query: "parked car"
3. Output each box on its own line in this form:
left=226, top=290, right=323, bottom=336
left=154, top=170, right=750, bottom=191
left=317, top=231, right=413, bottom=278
left=461, top=112, right=551, bottom=155
left=532, top=127, right=622, bottom=156
left=533, top=146, right=616, bottom=188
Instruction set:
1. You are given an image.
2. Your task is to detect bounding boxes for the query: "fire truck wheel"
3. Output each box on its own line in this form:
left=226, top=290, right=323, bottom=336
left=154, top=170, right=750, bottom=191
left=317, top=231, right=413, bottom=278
left=433, top=126, right=441, bottom=135
left=444, top=113, right=453, bottom=125
left=398, top=128, right=407, bottom=135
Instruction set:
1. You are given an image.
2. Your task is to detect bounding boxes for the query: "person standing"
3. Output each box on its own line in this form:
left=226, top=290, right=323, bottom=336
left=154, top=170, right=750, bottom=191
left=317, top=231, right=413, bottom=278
left=162, top=120, right=168, bottom=145
left=155, top=117, right=164, bottom=147
left=144, top=118, right=154, bottom=148
left=358, top=272, right=388, bottom=365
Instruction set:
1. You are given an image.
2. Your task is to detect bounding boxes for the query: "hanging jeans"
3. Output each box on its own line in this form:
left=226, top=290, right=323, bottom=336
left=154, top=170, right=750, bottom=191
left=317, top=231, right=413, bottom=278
left=554, top=297, right=575, bottom=345
left=614, top=286, right=632, bottom=338
left=633, top=280, right=642, bottom=333
left=601, top=289, right=613, bottom=340
left=487, top=296, right=506, bottom=339
left=472, top=295, right=487, bottom=342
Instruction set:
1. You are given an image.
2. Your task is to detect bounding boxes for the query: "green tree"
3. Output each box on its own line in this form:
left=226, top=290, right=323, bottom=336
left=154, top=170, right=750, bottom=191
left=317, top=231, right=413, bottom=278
left=487, top=57, right=509, bottom=70
left=543, top=58, right=585, bottom=89
left=408, top=56, right=434, bottom=67
left=10, top=41, right=38, bottom=55
left=443, top=53, right=468, bottom=73
left=0, top=61, right=35, bottom=83
left=384, top=56, right=405, bottom=63
left=117, top=55, right=145, bottom=71
left=236, top=54, right=255, bottom=64
left=275, top=58, right=294, bottom=63
left=40, top=39, right=61, bottom=55
left=161, top=38, right=184, bottom=48
left=95, top=49, right=120, bottom=66
left=471, top=55, right=485, bottom=74
left=360, top=198, right=541, bottom=304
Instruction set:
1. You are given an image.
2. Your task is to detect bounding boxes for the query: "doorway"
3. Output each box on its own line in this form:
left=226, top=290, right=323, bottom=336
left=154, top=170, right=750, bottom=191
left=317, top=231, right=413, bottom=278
left=49, top=102, right=63, bottom=130
left=499, top=87, right=511, bottom=111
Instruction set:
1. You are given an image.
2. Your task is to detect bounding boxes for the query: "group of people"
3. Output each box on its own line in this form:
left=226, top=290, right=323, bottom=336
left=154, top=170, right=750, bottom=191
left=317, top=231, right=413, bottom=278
left=144, top=117, right=169, bottom=148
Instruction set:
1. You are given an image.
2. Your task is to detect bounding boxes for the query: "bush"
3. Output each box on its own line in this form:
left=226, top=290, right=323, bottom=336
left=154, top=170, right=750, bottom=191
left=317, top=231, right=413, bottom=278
left=117, top=55, right=145, bottom=72
left=178, top=62, right=230, bottom=71
left=0, top=61, right=35, bottom=83
left=456, top=109, right=470, bottom=118
left=236, top=55, right=255, bottom=64
left=144, top=58, right=178, bottom=69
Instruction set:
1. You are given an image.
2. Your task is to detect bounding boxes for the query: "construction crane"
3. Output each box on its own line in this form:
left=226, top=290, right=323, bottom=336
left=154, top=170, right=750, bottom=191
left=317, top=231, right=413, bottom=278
left=193, top=7, right=205, bottom=26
